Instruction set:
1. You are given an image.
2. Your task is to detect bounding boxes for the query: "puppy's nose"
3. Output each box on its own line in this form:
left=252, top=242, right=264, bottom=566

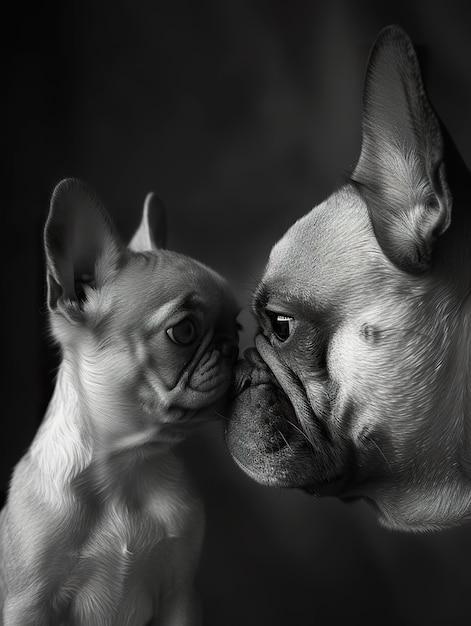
left=219, top=340, right=239, bottom=361
left=213, top=337, right=239, bottom=362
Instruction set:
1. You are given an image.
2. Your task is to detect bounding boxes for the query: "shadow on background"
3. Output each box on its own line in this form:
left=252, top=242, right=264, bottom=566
left=3, top=1, right=471, bottom=624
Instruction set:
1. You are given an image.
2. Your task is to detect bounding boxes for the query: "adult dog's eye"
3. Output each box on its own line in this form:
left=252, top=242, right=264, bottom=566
left=167, top=319, right=197, bottom=345
left=268, top=313, right=294, bottom=342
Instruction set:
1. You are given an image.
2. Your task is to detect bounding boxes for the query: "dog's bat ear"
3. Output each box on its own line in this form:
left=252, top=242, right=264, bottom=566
left=129, top=192, right=167, bottom=252
left=44, top=178, right=125, bottom=318
left=352, top=25, right=452, bottom=273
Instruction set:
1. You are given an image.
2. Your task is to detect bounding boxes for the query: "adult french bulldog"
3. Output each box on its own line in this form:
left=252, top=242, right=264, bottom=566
left=226, top=25, right=471, bottom=532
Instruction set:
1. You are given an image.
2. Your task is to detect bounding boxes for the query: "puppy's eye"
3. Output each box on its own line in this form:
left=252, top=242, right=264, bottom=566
left=268, top=313, right=294, bottom=342
left=167, top=319, right=197, bottom=345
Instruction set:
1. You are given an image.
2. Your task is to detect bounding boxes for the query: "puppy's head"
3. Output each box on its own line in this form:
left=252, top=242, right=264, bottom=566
left=227, top=26, right=471, bottom=531
left=45, top=179, right=239, bottom=445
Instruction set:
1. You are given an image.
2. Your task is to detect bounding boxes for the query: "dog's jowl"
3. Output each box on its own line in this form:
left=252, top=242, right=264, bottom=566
left=227, top=26, right=471, bottom=532
left=0, top=179, right=239, bottom=625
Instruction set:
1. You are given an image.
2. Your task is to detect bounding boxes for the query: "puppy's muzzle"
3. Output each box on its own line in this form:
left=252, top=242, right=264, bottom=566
left=189, top=335, right=239, bottom=392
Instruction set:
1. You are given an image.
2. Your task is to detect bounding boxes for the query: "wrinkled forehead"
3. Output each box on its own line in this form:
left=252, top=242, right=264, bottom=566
left=259, top=186, right=382, bottom=309
left=109, top=250, right=238, bottom=319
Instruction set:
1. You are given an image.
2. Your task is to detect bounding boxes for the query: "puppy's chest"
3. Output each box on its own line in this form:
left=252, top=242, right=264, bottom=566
left=58, top=490, right=201, bottom=619
left=74, top=485, right=198, bottom=562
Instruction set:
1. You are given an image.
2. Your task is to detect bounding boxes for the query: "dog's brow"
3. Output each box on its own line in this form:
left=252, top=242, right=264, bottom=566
left=253, top=282, right=309, bottom=317
left=252, top=283, right=268, bottom=312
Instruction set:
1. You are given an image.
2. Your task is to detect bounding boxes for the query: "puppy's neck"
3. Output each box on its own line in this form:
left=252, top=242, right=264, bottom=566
left=31, top=352, right=184, bottom=504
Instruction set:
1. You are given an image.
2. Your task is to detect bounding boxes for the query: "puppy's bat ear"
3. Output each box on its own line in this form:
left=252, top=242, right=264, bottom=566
left=352, top=25, right=452, bottom=273
left=129, top=192, right=167, bottom=251
left=44, top=178, right=125, bottom=318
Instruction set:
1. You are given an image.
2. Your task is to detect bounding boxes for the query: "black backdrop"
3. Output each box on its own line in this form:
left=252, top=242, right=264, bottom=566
left=3, top=1, right=471, bottom=624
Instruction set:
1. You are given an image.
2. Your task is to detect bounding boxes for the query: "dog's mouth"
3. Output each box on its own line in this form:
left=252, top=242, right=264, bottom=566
left=226, top=347, right=316, bottom=485
left=230, top=345, right=324, bottom=440
left=226, top=345, right=352, bottom=494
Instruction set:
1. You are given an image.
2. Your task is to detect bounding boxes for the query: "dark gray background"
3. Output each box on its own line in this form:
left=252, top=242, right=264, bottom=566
left=3, top=1, right=471, bottom=624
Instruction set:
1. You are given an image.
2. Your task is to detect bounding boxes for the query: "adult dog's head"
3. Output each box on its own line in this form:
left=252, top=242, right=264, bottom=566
left=226, top=26, right=471, bottom=532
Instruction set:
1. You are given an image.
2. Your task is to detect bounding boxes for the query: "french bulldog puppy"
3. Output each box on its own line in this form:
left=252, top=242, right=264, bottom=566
left=226, top=25, right=471, bottom=532
left=0, top=179, right=239, bottom=625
